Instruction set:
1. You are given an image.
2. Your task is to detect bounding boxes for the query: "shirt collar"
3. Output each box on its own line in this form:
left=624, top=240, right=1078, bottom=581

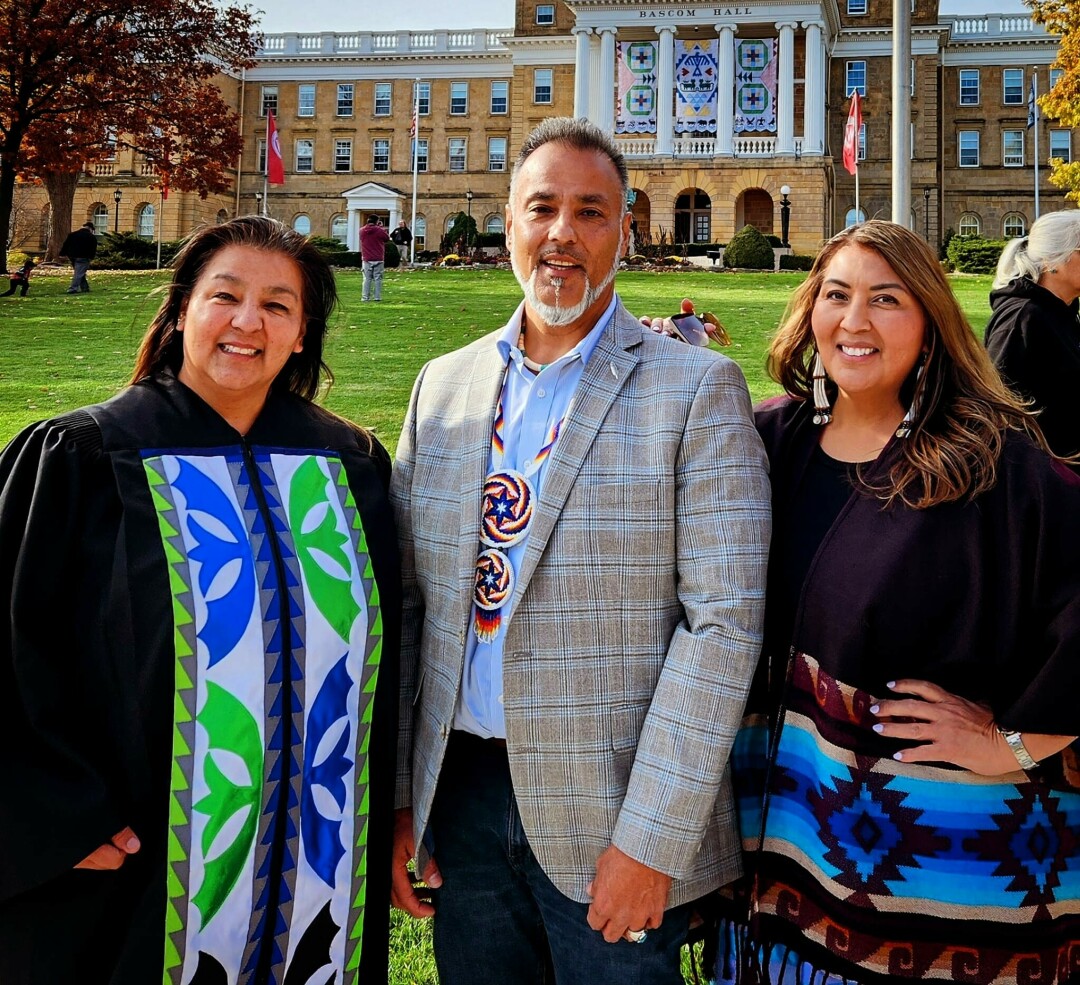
left=497, top=295, right=619, bottom=370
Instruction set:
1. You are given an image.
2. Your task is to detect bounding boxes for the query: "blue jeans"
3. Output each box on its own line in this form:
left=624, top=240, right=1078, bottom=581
left=429, top=731, right=693, bottom=985
left=362, top=259, right=383, bottom=300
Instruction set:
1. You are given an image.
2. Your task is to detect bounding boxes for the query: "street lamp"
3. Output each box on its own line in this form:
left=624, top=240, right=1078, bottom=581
left=779, top=185, right=791, bottom=248
left=923, top=186, right=932, bottom=242
left=255, top=192, right=263, bottom=216
left=465, top=188, right=474, bottom=251
left=113, top=187, right=122, bottom=233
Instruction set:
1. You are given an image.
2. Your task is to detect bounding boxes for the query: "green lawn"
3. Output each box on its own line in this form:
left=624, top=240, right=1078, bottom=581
left=0, top=263, right=995, bottom=984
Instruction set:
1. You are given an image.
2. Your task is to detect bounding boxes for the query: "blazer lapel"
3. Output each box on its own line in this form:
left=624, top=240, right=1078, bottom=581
left=511, top=303, right=640, bottom=599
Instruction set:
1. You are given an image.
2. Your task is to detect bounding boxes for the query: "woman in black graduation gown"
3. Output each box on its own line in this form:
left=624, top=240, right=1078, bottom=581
left=0, top=216, right=401, bottom=985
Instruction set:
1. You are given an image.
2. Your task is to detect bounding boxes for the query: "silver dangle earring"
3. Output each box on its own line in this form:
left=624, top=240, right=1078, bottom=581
left=895, top=355, right=927, bottom=439
left=812, top=349, right=832, bottom=425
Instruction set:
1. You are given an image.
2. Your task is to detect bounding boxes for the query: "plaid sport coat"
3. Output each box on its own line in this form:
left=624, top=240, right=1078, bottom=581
left=390, top=300, right=771, bottom=907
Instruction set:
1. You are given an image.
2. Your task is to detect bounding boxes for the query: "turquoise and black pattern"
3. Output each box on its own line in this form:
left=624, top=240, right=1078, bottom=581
left=144, top=447, right=383, bottom=985
left=731, top=653, right=1080, bottom=984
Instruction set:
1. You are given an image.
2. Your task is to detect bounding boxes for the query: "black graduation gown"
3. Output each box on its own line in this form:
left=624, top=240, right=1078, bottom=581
left=0, top=373, right=401, bottom=985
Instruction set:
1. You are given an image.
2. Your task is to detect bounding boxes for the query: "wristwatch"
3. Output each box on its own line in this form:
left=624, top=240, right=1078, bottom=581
left=997, top=727, right=1039, bottom=771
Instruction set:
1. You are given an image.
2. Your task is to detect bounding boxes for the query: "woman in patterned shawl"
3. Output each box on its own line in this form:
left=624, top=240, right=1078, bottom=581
left=0, top=216, right=401, bottom=985
left=715, top=220, right=1080, bottom=984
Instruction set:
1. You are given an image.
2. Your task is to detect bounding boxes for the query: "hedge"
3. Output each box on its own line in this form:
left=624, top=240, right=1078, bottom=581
left=779, top=253, right=816, bottom=271
left=945, top=235, right=1005, bottom=274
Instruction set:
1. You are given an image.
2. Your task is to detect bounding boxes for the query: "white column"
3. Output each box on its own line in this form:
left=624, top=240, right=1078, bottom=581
left=655, top=26, right=675, bottom=155
left=776, top=22, right=797, bottom=155
left=573, top=27, right=593, bottom=119
left=598, top=27, right=618, bottom=133
left=802, top=21, right=825, bottom=156
left=346, top=204, right=360, bottom=251
left=891, top=0, right=912, bottom=221
left=716, top=24, right=737, bottom=156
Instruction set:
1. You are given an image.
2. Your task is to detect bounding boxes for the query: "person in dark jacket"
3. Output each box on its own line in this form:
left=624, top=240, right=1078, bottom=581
left=984, top=209, right=1080, bottom=465
left=1, top=256, right=35, bottom=297
left=59, top=220, right=99, bottom=294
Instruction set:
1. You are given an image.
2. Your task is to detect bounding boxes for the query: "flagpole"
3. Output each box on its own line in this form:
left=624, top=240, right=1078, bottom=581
left=1032, top=70, right=1040, bottom=220
left=410, top=78, right=420, bottom=264
left=855, top=164, right=860, bottom=223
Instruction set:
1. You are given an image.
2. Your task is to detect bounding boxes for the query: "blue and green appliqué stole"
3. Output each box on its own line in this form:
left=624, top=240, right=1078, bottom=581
left=732, top=654, right=1080, bottom=984
left=142, top=448, right=383, bottom=985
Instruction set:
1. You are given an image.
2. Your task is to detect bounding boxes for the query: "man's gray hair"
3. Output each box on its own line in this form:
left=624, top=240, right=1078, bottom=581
left=510, top=117, right=629, bottom=211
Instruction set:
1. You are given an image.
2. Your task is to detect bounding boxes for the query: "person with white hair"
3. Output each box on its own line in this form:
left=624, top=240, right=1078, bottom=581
left=984, top=209, right=1080, bottom=467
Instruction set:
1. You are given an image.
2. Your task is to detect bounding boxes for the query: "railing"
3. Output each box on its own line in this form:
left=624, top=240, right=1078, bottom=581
left=734, top=135, right=777, bottom=156
left=946, top=15, right=1043, bottom=36
left=258, top=30, right=512, bottom=56
left=618, top=134, right=797, bottom=158
left=93, top=163, right=114, bottom=176
left=674, top=136, right=718, bottom=156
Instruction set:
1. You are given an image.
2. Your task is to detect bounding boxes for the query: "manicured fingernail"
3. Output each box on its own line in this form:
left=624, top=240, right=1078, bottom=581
left=126, top=836, right=141, bottom=852
left=893, top=751, right=904, bottom=761
left=869, top=704, right=880, bottom=715
left=873, top=723, right=884, bottom=733
left=886, top=681, right=897, bottom=689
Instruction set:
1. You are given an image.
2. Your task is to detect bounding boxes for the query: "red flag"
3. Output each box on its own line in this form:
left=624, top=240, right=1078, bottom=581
left=267, top=110, right=285, bottom=185
left=842, top=92, right=862, bottom=176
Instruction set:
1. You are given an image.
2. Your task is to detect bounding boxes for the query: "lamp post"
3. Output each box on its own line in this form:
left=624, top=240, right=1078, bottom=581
left=255, top=192, right=263, bottom=216
left=113, top=187, right=122, bottom=233
left=923, top=186, right=931, bottom=242
left=779, top=185, right=791, bottom=248
left=465, top=188, right=474, bottom=251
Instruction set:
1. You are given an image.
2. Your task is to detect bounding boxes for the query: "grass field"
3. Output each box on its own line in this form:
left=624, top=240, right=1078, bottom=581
left=0, top=262, right=995, bottom=984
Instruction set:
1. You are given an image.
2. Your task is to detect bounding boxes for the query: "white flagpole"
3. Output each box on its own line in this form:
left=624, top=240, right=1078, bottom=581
left=855, top=163, right=860, bottom=223
left=1032, top=70, right=1040, bottom=220
left=410, top=78, right=420, bottom=264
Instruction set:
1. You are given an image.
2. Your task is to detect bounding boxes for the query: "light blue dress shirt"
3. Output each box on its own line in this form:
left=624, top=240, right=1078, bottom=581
left=454, top=296, right=619, bottom=738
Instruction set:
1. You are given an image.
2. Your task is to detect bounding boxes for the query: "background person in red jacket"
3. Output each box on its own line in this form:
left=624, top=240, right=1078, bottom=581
left=360, top=215, right=390, bottom=302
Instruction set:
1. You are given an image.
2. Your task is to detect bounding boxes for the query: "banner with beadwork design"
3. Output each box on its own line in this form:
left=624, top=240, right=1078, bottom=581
left=675, top=39, right=719, bottom=135
left=734, top=38, right=777, bottom=133
left=616, top=41, right=658, bottom=134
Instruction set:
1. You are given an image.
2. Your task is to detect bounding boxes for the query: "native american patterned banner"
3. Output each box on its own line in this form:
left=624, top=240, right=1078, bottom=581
left=734, top=38, right=778, bottom=133
left=616, top=40, right=657, bottom=134
left=675, top=39, right=719, bottom=135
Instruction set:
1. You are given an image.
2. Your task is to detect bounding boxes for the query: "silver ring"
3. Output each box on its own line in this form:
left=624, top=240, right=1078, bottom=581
left=625, top=928, right=647, bottom=944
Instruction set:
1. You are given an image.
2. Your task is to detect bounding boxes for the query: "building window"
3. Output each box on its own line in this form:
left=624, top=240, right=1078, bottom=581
left=413, top=215, right=426, bottom=251
left=293, top=214, right=311, bottom=236
left=1050, top=129, right=1072, bottom=163
left=373, top=139, right=390, bottom=172
left=449, top=137, right=467, bottom=172
left=1050, top=67, right=1064, bottom=89
left=375, top=82, right=392, bottom=116
left=958, top=130, right=980, bottom=167
left=858, top=122, right=867, bottom=161
left=295, top=139, right=314, bottom=173
left=1003, top=130, right=1024, bottom=167
left=485, top=214, right=505, bottom=235
left=414, top=138, right=429, bottom=172
left=257, top=138, right=267, bottom=173
left=337, top=83, right=354, bottom=117
left=846, top=61, right=867, bottom=97
left=958, top=213, right=981, bottom=236
left=92, top=204, right=109, bottom=236
left=450, top=82, right=468, bottom=115
left=416, top=81, right=431, bottom=115
left=260, top=85, right=278, bottom=116
left=536, top=4, right=555, bottom=24
left=847, top=0, right=867, bottom=13
left=331, top=214, right=348, bottom=245
left=137, top=203, right=155, bottom=239
left=1003, top=69, right=1024, bottom=105
left=334, top=139, right=352, bottom=172
left=298, top=84, right=315, bottom=117
left=488, top=137, right=507, bottom=172
left=534, top=68, right=553, bottom=104
left=1003, top=213, right=1026, bottom=238
left=104, top=128, right=118, bottom=160
left=844, top=207, right=866, bottom=227
left=959, top=69, right=980, bottom=105
left=910, top=58, right=916, bottom=97
left=490, top=80, right=509, bottom=115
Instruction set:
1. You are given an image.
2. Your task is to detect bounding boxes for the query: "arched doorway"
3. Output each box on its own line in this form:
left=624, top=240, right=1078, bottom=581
left=674, top=189, right=711, bottom=244
left=736, top=189, right=774, bottom=235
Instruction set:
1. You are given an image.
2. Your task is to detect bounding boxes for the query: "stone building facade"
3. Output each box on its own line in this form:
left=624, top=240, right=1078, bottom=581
left=11, top=0, right=1073, bottom=256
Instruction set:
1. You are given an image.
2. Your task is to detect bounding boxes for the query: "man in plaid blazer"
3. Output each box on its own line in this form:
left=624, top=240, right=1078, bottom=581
left=390, top=117, right=771, bottom=984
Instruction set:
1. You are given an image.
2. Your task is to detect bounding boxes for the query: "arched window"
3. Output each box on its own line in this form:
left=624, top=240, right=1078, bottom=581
left=413, top=215, right=427, bottom=251
left=216, top=209, right=229, bottom=224
left=445, top=214, right=457, bottom=234
left=844, top=207, right=866, bottom=228
left=330, top=214, right=348, bottom=245
left=293, top=214, right=311, bottom=236
left=958, top=213, right=980, bottom=237
left=1002, top=213, right=1026, bottom=239
left=484, top=214, right=505, bottom=235
left=92, top=204, right=109, bottom=236
left=137, top=203, right=156, bottom=239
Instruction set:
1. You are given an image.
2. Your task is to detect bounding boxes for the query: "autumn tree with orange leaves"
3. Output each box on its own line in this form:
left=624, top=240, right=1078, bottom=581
left=1031, top=0, right=1080, bottom=200
left=0, top=0, right=259, bottom=255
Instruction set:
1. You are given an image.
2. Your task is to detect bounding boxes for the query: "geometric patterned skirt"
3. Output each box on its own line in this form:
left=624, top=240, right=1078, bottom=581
left=721, top=653, right=1080, bottom=984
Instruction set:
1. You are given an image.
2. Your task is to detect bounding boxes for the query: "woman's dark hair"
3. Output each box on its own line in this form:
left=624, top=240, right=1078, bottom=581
left=130, top=215, right=338, bottom=401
